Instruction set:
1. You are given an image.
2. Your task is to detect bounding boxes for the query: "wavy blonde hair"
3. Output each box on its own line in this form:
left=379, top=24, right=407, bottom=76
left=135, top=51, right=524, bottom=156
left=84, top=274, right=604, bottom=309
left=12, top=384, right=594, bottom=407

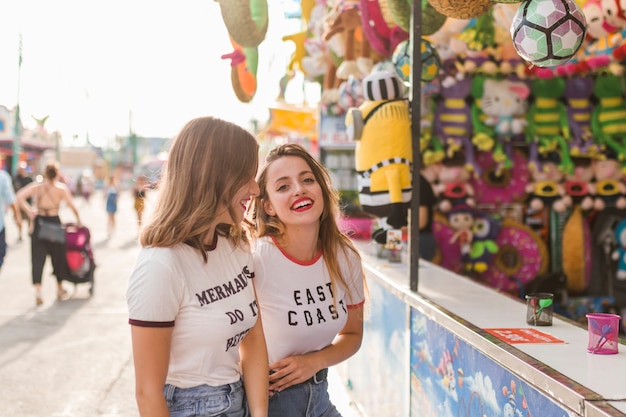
left=141, top=116, right=258, bottom=261
left=246, top=143, right=364, bottom=304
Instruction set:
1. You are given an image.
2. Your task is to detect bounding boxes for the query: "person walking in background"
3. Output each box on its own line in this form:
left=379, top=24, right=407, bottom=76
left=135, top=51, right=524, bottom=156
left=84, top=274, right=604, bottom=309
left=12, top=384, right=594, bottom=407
left=127, top=117, right=268, bottom=417
left=13, top=162, right=33, bottom=241
left=132, top=175, right=148, bottom=228
left=81, top=174, right=93, bottom=204
left=0, top=168, right=20, bottom=273
left=105, top=176, right=119, bottom=237
left=16, top=162, right=81, bottom=306
left=246, top=144, right=366, bottom=417
left=75, top=173, right=83, bottom=199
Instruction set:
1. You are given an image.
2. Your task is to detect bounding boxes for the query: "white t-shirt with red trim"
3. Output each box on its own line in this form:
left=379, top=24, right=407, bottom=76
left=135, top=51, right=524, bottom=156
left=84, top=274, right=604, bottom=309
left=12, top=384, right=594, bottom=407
left=253, top=236, right=365, bottom=364
left=126, top=237, right=258, bottom=388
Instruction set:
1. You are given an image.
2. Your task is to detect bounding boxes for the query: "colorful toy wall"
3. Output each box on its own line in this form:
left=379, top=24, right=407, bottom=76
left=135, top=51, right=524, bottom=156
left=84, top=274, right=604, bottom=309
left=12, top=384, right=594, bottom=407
left=215, top=1, right=626, bottom=324
left=413, top=0, right=626, bottom=324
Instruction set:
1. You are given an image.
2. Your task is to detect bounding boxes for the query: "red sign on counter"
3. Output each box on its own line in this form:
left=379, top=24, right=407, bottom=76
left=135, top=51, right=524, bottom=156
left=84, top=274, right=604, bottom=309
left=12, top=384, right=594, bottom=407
left=484, top=328, right=566, bottom=344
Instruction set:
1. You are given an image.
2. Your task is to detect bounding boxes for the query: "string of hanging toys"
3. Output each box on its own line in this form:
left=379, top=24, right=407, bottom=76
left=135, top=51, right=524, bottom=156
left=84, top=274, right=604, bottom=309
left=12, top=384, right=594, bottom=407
left=427, top=0, right=587, bottom=68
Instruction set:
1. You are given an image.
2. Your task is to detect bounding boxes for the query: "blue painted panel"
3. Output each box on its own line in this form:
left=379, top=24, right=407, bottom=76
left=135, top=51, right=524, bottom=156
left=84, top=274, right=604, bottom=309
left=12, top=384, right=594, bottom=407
left=344, top=278, right=409, bottom=416
left=410, top=308, right=573, bottom=416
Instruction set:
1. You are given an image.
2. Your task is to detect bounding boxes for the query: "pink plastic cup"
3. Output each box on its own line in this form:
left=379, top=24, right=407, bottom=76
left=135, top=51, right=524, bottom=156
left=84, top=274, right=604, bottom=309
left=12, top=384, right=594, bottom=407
left=586, top=313, right=620, bottom=355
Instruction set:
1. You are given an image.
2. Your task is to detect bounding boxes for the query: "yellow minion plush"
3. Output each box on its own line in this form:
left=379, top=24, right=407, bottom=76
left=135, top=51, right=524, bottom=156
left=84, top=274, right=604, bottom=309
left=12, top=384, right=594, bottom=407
left=345, top=70, right=412, bottom=232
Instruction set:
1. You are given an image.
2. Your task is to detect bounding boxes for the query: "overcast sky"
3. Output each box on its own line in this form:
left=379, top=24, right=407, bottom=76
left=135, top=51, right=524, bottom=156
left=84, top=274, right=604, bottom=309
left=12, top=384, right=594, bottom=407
left=0, top=0, right=305, bottom=147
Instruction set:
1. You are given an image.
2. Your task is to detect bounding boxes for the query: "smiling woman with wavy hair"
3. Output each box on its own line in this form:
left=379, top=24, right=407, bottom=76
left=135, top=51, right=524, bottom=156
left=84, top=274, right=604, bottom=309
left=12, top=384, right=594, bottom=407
left=246, top=143, right=366, bottom=417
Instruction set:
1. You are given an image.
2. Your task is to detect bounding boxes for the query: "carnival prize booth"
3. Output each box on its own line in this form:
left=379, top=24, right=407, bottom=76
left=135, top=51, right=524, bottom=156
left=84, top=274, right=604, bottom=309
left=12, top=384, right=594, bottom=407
left=216, top=0, right=626, bottom=415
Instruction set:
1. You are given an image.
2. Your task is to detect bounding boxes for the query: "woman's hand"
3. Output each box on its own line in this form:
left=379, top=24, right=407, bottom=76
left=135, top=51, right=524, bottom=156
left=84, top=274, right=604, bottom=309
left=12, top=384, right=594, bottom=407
left=268, top=303, right=364, bottom=395
left=268, top=355, right=318, bottom=394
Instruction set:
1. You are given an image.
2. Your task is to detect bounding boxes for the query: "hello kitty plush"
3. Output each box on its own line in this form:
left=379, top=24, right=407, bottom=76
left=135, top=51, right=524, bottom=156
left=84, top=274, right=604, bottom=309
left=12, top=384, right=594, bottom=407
left=482, top=78, right=529, bottom=137
left=480, top=78, right=529, bottom=173
left=592, top=157, right=626, bottom=211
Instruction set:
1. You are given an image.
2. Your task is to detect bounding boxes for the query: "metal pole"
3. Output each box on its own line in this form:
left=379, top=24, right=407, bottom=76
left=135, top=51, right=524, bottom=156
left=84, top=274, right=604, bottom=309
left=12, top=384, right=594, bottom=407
left=55, top=133, right=61, bottom=163
left=409, top=0, right=422, bottom=292
left=12, top=34, right=23, bottom=176
left=129, top=110, right=138, bottom=169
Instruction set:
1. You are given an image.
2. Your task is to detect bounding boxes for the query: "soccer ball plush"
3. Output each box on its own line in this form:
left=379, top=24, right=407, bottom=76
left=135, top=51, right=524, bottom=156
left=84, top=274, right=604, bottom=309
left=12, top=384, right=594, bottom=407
left=421, top=39, right=441, bottom=82
left=391, top=39, right=441, bottom=83
left=392, top=40, right=412, bottom=82
left=510, top=0, right=586, bottom=67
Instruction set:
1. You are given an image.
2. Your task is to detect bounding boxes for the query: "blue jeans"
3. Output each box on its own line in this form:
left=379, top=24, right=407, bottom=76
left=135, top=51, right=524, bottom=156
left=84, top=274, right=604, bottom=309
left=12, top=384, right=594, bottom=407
left=268, top=375, right=341, bottom=417
left=164, top=379, right=248, bottom=417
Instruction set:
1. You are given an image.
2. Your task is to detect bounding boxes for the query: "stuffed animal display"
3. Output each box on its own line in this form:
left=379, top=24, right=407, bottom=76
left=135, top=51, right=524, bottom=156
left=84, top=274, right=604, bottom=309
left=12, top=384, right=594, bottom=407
left=217, top=1, right=626, bottom=321
left=216, top=0, right=268, bottom=102
left=346, top=70, right=412, bottom=242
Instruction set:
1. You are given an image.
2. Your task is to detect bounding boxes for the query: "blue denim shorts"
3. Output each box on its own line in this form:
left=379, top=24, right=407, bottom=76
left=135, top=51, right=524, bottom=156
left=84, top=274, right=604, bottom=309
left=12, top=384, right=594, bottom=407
left=164, top=379, right=248, bottom=417
left=268, top=370, right=341, bottom=417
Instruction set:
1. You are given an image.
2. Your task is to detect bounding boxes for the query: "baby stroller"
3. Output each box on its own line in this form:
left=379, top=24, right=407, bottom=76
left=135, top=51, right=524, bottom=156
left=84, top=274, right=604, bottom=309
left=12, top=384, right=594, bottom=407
left=64, top=223, right=96, bottom=295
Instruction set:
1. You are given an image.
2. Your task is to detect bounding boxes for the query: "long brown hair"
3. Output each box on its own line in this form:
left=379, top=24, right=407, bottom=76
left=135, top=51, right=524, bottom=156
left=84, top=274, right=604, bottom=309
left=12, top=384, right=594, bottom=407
left=247, top=144, right=363, bottom=303
left=141, top=116, right=258, bottom=261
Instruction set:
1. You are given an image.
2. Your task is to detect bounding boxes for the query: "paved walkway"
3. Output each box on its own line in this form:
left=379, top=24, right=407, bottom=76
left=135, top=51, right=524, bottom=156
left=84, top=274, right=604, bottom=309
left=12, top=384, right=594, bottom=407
left=0, top=189, right=362, bottom=416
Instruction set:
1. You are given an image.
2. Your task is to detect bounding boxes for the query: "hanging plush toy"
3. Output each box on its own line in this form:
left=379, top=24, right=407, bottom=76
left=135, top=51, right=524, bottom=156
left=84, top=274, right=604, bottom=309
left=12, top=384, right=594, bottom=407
left=323, top=3, right=372, bottom=81
left=392, top=39, right=442, bottom=84
left=592, top=156, right=626, bottom=211
left=420, top=88, right=446, bottom=167
left=525, top=75, right=574, bottom=175
left=217, top=0, right=269, bottom=48
left=611, top=218, right=626, bottom=280
left=525, top=153, right=570, bottom=213
left=300, top=1, right=330, bottom=80
left=563, top=157, right=596, bottom=211
left=448, top=204, right=476, bottom=266
left=345, top=69, right=412, bottom=242
left=480, top=77, right=530, bottom=173
left=563, top=75, right=601, bottom=158
left=467, top=212, right=501, bottom=274
left=600, top=0, right=626, bottom=29
left=337, top=75, right=364, bottom=113
left=428, top=0, right=493, bottom=20
left=432, top=76, right=479, bottom=176
left=584, top=0, right=617, bottom=41
left=387, top=0, right=446, bottom=35
left=281, top=0, right=317, bottom=76
left=221, top=39, right=259, bottom=103
left=359, top=0, right=410, bottom=57
left=480, top=79, right=530, bottom=136
left=510, top=0, right=586, bottom=67
left=434, top=153, right=477, bottom=213
left=590, top=73, right=626, bottom=172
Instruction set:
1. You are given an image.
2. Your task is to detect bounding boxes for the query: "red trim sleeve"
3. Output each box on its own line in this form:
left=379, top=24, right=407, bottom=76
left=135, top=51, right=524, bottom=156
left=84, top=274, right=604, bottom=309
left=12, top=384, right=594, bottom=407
left=347, top=300, right=365, bottom=309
